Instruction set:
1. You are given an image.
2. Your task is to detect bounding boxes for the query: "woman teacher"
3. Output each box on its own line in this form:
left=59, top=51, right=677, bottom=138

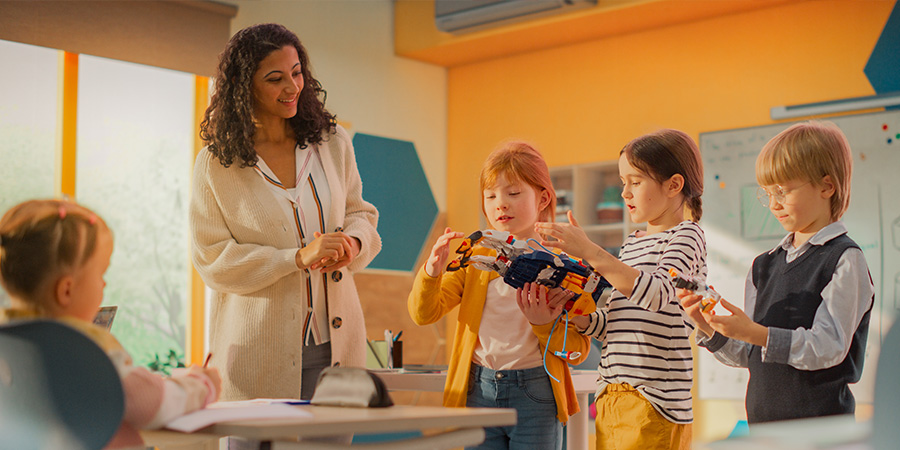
left=190, top=23, right=381, bottom=401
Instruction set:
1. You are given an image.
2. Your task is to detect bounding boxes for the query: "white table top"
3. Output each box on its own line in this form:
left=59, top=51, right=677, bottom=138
left=144, top=404, right=515, bottom=445
left=214, top=404, right=514, bottom=441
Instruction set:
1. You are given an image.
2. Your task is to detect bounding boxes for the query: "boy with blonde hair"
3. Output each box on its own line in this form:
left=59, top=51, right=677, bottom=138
left=681, top=121, right=874, bottom=424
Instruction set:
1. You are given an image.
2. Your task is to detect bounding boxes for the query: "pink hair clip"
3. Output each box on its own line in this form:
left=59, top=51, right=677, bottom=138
left=58, top=205, right=67, bottom=219
left=88, top=215, right=98, bottom=225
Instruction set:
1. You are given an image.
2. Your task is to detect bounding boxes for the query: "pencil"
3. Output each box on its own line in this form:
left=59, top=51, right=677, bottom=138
left=203, top=353, right=212, bottom=368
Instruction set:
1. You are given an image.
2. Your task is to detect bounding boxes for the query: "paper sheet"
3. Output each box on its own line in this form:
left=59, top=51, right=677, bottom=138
left=165, top=401, right=312, bottom=433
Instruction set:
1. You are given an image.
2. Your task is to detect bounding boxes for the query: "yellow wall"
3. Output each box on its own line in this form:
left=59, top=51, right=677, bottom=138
left=445, top=0, right=894, bottom=441
left=447, top=0, right=893, bottom=234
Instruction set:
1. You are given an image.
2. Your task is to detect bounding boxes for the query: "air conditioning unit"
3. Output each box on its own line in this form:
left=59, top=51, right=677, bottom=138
left=435, top=0, right=597, bottom=34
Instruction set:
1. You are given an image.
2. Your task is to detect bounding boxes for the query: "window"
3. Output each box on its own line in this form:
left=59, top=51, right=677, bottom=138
left=0, top=40, right=59, bottom=307
left=76, top=55, right=195, bottom=365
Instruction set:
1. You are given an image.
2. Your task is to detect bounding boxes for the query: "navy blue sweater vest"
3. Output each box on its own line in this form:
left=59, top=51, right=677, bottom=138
left=746, top=234, right=872, bottom=424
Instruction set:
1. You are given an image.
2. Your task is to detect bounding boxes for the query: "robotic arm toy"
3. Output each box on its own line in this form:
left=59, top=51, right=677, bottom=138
left=447, top=230, right=610, bottom=316
left=668, top=268, right=721, bottom=313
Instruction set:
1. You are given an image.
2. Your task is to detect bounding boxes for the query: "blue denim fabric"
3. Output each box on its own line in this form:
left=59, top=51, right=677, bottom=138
left=465, top=364, right=562, bottom=450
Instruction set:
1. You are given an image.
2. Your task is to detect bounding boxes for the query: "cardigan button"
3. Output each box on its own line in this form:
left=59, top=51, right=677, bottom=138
left=331, top=271, right=343, bottom=282
left=331, top=317, right=342, bottom=329
left=333, top=362, right=341, bottom=367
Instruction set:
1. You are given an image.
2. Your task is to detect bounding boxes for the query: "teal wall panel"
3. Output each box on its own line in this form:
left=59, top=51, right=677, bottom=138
left=353, top=133, right=438, bottom=272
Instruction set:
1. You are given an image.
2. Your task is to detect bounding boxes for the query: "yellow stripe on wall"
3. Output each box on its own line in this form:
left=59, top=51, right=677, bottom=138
left=57, top=51, right=78, bottom=199
left=188, top=75, right=210, bottom=365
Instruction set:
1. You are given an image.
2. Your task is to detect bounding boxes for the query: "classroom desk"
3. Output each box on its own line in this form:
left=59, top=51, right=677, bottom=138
left=375, top=368, right=598, bottom=450
left=143, top=404, right=516, bottom=449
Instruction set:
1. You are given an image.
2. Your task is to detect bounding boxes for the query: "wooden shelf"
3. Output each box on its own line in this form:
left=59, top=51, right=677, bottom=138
left=550, top=160, right=642, bottom=254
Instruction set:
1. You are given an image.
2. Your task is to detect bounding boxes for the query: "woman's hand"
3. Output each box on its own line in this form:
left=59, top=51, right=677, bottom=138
left=295, top=231, right=353, bottom=270
left=534, top=210, right=597, bottom=260
left=678, top=288, right=715, bottom=338
left=310, top=231, right=360, bottom=272
left=516, top=282, right=572, bottom=326
left=424, top=228, right=466, bottom=277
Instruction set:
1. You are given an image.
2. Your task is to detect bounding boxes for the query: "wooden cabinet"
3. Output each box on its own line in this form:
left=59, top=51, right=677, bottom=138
left=550, top=161, right=642, bottom=255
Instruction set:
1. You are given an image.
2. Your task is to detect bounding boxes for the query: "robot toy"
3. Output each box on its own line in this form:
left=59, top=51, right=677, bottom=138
left=446, top=230, right=610, bottom=316
left=667, top=268, right=721, bottom=313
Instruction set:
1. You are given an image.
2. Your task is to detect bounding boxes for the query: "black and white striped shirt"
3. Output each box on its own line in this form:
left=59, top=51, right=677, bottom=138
left=581, top=221, right=706, bottom=424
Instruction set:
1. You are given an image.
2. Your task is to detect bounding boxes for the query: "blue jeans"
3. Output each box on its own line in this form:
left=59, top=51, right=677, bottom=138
left=465, top=364, right=562, bottom=450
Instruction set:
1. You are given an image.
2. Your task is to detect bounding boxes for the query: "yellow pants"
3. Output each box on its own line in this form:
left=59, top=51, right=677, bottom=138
left=595, top=383, right=691, bottom=450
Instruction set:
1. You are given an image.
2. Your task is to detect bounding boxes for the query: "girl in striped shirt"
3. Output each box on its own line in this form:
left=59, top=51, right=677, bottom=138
left=536, top=129, right=707, bottom=450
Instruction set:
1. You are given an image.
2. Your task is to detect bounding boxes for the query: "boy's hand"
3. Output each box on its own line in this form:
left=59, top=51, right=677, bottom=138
left=678, top=288, right=715, bottom=338
left=516, top=283, right=570, bottom=326
left=706, top=299, right=768, bottom=347
left=424, top=228, right=465, bottom=277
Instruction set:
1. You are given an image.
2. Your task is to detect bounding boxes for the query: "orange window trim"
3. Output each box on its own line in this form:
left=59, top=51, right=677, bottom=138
left=188, top=75, right=210, bottom=365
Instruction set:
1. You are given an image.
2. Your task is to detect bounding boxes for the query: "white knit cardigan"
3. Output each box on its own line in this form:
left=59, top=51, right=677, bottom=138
left=189, top=125, right=381, bottom=400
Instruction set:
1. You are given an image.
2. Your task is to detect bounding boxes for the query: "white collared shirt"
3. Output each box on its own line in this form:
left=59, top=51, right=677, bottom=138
left=701, top=221, right=874, bottom=371
left=253, top=144, right=332, bottom=345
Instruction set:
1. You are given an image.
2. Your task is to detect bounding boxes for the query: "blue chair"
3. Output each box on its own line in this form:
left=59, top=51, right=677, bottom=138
left=0, top=320, right=124, bottom=450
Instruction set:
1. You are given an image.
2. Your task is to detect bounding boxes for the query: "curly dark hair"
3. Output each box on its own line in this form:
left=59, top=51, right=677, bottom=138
left=200, top=23, right=336, bottom=168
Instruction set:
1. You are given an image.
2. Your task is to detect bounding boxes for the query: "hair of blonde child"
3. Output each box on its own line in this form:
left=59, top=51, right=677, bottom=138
left=756, top=120, right=852, bottom=221
left=0, top=199, right=110, bottom=312
left=479, top=141, right=557, bottom=223
left=620, top=129, right=704, bottom=222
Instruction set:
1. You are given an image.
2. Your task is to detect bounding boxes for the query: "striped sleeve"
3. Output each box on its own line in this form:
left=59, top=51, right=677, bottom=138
left=579, top=309, right=608, bottom=341
left=624, top=222, right=706, bottom=312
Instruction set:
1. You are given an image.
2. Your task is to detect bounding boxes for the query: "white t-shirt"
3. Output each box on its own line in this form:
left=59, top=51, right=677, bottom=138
left=472, top=278, right=544, bottom=370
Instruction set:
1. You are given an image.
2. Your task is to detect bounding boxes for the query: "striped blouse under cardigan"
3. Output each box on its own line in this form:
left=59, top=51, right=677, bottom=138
left=580, top=220, right=706, bottom=424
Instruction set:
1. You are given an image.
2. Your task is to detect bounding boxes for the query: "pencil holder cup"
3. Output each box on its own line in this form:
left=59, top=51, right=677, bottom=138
left=391, top=341, right=403, bottom=369
left=366, top=340, right=388, bottom=369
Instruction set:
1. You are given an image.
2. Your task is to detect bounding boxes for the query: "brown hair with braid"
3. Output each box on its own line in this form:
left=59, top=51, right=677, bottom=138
left=620, top=129, right=704, bottom=221
left=200, top=23, right=336, bottom=168
left=0, top=199, right=110, bottom=311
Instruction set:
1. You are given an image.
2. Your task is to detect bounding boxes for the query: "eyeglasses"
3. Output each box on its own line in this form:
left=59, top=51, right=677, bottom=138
left=756, top=182, right=810, bottom=208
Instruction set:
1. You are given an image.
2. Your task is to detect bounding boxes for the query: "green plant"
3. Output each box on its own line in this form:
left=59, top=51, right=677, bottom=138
left=147, top=349, right=185, bottom=375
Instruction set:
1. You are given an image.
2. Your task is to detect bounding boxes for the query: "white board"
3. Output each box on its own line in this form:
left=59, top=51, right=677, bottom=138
left=697, top=109, right=900, bottom=402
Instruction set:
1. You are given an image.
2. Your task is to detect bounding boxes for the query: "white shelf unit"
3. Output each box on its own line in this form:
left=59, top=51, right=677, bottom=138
left=550, top=161, right=643, bottom=255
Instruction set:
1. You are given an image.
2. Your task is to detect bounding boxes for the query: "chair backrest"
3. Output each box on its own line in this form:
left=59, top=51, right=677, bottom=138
left=873, top=319, right=900, bottom=450
left=0, top=320, right=124, bottom=450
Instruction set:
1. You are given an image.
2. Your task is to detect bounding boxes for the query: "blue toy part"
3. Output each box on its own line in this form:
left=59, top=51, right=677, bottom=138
left=447, top=230, right=608, bottom=384
left=447, top=229, right=610, bottom=316
left=504, top=251, right=609, bottom=315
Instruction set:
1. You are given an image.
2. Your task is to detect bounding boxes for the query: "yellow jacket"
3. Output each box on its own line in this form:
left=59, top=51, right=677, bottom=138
left=408, top=247, right=591, bottom=423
